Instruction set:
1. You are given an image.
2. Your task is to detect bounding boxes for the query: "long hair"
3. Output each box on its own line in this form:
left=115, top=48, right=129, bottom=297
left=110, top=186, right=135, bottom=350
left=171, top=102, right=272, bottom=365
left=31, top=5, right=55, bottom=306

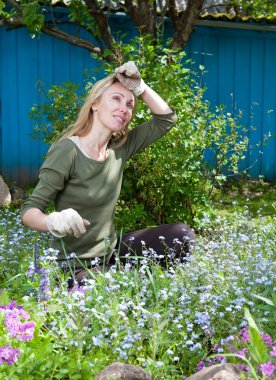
left=58, top=73, right=137, bottom=148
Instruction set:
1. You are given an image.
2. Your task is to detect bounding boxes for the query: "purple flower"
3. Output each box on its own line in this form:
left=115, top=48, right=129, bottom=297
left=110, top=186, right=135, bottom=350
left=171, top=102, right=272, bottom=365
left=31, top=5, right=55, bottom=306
left=216, top=355, right=226, bottom=363
left=239, top=327, right=249, bottom=343
left=34, top=243, right=41, bottom=274
left=0, top=344, right=20, bottom=365
left=196, top=360, right=205, bottom=371
left=259, top=361, right=276, bottom=378
left=0, top=301, right=23, bottom=311
left=239, top=364, right=250, bottom=373
left=39, top=267, right=50, bottom=301
left=261, top=333, right=273, bottom=346
left=27, top=262, right=36, bottom=279
left=229, top=344, right=236, bottom=353
left=236, top=348, right=247, bottom=358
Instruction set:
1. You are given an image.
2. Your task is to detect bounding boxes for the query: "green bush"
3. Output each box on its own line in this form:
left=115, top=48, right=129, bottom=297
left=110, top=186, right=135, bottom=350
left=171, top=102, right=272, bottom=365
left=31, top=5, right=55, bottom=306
left=30, top=36, right=250, bottom=230
left=30, top=81, right=83, bottom=145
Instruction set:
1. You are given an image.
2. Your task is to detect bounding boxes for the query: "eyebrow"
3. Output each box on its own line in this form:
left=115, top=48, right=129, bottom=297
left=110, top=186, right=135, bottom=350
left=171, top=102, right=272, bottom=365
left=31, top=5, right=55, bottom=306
left=111, top=91, right=134, bottom=101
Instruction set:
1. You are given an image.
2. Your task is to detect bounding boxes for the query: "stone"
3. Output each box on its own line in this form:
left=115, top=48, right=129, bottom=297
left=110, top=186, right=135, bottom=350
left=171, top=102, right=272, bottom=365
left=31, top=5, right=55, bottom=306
left=185, top=363, right=241, bottom=380
left=0, top=175, right=11, bottom=207
left=95, top=362, right=152, bottom=380
left=10, top=185, right=27, bottom=201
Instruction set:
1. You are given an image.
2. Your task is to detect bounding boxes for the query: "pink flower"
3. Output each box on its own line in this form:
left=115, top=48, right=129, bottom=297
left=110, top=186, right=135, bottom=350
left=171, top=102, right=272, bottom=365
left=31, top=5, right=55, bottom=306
left=2, top=306, right=36, bottom=342
left=15, top=321, right=36, bottom=342
left=270, top=346, right=276, bottom=357
left=259, top=361, right=276, bottom=378
left=0, top=344, right=20, bottom=366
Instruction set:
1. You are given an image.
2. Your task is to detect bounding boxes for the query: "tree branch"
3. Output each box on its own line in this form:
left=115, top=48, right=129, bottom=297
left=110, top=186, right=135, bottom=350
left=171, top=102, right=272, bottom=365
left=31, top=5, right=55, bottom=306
left=41, top=25, right=109, bottom=58
left=2, top=0, right=116, bottom=60
left=0, top=17, right=24, bottom=27
left=156, top=0, right=170, bottom=38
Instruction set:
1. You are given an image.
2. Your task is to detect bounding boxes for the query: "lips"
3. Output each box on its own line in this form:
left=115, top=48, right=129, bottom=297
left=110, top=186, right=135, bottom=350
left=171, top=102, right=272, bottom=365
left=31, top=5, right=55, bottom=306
left=114, top=115, right=126, bottom=124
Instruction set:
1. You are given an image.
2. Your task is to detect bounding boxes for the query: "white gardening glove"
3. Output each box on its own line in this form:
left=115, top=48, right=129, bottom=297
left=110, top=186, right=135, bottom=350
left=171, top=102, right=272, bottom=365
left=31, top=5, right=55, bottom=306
left=115, top=61, right=146, bottom=96
left=46, top=208, right=90, bottom=238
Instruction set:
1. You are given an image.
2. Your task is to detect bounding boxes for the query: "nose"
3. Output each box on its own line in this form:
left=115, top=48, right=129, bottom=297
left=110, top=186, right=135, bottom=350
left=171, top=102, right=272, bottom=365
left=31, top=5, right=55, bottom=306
left=118, top=101, right=128, bottom=113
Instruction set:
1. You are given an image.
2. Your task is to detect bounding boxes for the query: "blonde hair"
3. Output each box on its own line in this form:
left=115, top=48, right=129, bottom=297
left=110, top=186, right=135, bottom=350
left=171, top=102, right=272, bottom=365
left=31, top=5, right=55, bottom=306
left=59, top=73, right=137, bottom=148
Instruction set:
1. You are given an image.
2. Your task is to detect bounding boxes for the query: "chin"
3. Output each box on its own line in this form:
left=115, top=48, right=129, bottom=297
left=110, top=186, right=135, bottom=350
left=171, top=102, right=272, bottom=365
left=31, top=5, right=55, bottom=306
left=112, top=124, right=127, bottom=132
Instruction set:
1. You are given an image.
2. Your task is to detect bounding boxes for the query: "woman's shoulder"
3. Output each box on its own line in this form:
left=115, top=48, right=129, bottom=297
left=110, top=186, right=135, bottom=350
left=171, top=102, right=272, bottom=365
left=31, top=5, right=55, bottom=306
left=40, top=138, right=78, bottom=174
left=48, top=138, right=77, bottom=154
left=44, top=138, right=78, bottom=164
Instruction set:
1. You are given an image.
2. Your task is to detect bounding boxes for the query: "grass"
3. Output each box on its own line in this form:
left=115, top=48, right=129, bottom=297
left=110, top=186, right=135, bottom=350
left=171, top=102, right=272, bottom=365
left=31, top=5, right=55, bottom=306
left=212, top=179, right=276, bottom=218
left=0, top=180, right=275, bottom=379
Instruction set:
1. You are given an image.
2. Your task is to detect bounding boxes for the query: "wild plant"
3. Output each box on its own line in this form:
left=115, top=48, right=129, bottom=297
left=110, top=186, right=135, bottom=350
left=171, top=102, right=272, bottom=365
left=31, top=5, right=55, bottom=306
left=0, top=203, right=275, bottom=378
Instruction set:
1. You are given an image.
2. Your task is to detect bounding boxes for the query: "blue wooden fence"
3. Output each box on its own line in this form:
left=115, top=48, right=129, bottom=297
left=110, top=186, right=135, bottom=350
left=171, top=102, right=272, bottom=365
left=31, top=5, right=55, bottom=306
left=0, top=14, right=276, bottom=186
left=189, top=22, right=276, bottom=181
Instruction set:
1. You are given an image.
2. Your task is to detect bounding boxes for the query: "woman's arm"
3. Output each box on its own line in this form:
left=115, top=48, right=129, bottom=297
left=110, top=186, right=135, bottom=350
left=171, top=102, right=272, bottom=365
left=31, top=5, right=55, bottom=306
left=21, top=140, right=89, bottom=237
left=22, top=207, right=90, bottom=238
left=22, top=208, right=48, bottom=232
left=139, top=83, right=173, bottom=115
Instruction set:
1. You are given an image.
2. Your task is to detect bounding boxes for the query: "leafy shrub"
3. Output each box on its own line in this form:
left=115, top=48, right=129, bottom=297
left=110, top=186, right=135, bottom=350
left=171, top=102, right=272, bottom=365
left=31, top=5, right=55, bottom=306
left=30, top=81, right=83, bottom=145
left=30, top=36, right=251, bottom=230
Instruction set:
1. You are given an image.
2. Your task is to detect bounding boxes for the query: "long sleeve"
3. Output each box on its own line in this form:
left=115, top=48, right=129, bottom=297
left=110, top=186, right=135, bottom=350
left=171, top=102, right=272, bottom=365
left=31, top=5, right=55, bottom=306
left=20, top=140, right=76, bottom=217
left=122, top=111, right=177, bottom=161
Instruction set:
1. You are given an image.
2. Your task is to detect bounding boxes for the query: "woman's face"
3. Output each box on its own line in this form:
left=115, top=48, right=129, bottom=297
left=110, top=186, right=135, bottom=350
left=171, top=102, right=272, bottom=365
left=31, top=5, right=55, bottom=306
left=93, top=82, right=135, bottom=134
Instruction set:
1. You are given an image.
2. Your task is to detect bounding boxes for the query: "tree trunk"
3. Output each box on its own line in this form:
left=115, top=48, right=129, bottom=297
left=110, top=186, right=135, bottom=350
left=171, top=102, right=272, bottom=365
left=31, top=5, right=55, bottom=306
left=84, top=0, right=116, bottom=50
left=125, top=0, right=157, bottom=38
left=169, top=0, right=205, bottom=49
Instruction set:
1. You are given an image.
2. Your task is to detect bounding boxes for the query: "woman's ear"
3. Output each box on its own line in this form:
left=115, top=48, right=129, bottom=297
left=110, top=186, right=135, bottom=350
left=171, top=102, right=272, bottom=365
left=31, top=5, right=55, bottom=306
left=91, top=101, right=99, bottom=112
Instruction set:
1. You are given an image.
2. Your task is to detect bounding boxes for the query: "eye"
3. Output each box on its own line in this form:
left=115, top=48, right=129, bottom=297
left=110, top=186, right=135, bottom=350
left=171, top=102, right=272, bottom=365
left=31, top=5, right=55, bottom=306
left=127, top=101, right=134, bottom=109
left=113, top=95, right=121, bottom=102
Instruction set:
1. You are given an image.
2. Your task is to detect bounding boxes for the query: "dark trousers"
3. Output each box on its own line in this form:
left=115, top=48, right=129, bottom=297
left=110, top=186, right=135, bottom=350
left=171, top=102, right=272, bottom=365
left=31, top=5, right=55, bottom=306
left=73, top=223, right=195, bottom=285
left=110, top=222, right=195, bottom=265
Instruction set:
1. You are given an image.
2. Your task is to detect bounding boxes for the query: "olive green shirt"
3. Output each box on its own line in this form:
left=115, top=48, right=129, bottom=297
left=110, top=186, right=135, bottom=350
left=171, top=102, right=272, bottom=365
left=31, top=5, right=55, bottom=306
left=21, top=112, right=177, bottom=262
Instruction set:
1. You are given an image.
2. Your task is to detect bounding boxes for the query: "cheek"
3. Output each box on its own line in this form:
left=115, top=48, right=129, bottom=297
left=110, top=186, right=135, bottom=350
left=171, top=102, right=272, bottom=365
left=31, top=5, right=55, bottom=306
left=127, top=110, right=133, bottom=122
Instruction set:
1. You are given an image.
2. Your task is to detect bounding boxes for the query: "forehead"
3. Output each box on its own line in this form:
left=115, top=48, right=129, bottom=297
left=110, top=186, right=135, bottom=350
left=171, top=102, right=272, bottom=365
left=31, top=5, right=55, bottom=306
left=104, top=82, right=135, bottom=101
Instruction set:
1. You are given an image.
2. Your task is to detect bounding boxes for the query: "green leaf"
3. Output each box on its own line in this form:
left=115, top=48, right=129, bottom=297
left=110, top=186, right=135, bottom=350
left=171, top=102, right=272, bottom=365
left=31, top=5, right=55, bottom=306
left=250, top=293, right=275, bottom=307
left=244, top=308, right=270, bottom=364
left=0, top=289, right=10, bottom=305
left=102, top=49, right=114, bottom=58
left=0, top=0, right=9, bottom=16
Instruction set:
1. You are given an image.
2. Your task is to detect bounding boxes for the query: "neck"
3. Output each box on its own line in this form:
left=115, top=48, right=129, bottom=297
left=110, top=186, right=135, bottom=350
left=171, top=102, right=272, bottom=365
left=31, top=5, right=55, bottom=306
left=78, top=135, right=110, bottom=161
left=78, top=120, right=113, bottom=160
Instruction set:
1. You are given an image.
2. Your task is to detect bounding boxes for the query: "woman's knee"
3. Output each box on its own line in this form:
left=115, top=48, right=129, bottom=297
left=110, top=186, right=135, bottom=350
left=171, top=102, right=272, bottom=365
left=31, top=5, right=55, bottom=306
left=165, top=222, right=195, bottom=252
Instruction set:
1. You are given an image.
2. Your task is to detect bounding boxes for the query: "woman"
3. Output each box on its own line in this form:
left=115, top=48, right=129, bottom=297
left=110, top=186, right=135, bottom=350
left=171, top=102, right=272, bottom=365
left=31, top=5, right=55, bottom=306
left=21, top=62, right=195, bottom=278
